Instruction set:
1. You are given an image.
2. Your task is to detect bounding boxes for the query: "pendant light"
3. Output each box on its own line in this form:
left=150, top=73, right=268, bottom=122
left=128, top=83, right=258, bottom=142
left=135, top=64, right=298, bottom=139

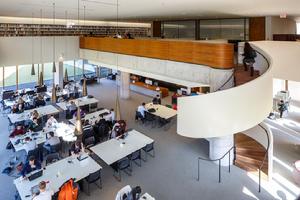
left=52, top=2, right=56, bottom=73
left=39, top=9, right=44, bottom=86
left=115, top=0, right=121, bottom=121
left=31, top=12, right=35, bottom=75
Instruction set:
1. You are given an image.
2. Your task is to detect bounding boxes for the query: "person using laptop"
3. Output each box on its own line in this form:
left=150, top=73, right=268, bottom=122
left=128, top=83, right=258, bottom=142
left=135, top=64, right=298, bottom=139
left=152, top=94, right=161, bottom=105
left=21, top=156, right=41, bottom=177
left=137, top=103, right=147, bottom=118
left=43, top=132, right=60, bottom=153
left=32, top=181, right=54, bottom=200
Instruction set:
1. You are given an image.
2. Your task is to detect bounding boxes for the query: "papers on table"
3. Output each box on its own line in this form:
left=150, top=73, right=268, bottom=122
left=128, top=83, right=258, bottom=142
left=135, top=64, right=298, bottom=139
left=56, top=97, right=99, bottom=111
left=90, top=130, right=154, bottom=165
left=14, top=153, right=102, bottom=200
left=69, top=109, right=111, bottom=125
left=7, top=105, right=60, bottom=124
left=145, top=103, right=177, bottom=120
left=140, top=193, right=155, bottom=200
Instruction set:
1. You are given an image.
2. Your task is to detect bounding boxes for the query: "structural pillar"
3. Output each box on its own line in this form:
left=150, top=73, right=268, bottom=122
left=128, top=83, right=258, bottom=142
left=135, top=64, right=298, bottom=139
left=119, top=71, right=130, bottom=99
left=54, top=61, right=64, bottom=88
left=208, top=135, right=234, bottom=166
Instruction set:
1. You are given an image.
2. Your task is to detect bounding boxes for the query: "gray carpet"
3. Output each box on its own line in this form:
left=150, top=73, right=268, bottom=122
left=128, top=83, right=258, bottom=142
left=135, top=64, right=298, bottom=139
left=0, top=79, right=298, bottom=200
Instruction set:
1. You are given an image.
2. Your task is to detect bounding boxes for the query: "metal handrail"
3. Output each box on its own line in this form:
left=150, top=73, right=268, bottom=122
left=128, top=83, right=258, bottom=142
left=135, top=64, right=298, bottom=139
left=216, top=73, right=235, bottom=91
left=258, top=124, right=270, bottom=193
left=197, top=146, right=235, bottom=183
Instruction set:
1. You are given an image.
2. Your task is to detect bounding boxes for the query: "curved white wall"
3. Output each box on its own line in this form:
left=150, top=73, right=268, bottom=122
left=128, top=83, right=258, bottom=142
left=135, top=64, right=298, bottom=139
left=177, top=41, right=300, bottom=138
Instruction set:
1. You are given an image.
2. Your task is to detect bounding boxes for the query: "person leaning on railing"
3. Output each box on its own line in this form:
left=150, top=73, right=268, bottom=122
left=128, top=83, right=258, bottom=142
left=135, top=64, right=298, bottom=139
left=242, top=42, right=257, bottom=73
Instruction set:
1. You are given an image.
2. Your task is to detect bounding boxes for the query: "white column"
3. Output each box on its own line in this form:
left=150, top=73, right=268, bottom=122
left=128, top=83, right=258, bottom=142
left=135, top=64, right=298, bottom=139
left=119, top=71, right=130, bottom=99
left=208, top=135, right=234, bottom=166
left=54, top=61, right=64, bottom=88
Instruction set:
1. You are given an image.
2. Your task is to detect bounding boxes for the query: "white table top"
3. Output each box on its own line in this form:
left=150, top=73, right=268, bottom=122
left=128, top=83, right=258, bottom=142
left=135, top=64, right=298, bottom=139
left=69, top=109, right=111, bottom=125
left=46, top=88, right=82, bottom=97
left=90, top=130, right=154, bottom=165
left=56, top=97, right=99, bottom=111
left=140, top=193, right=155, bottom=200
left=10, top=123, right=76, bottom=152
left=14, top=153, right=102, bottom=200
left=7, top=105, right=60, bottom=124
left=145, top=103, right=177, bottom=120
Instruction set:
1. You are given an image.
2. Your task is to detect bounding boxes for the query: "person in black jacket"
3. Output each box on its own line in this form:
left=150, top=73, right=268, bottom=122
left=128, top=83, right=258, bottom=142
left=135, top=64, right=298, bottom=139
left=243, top=42, right=257, bottom=71
left=21, top=156, right=41, bottom=177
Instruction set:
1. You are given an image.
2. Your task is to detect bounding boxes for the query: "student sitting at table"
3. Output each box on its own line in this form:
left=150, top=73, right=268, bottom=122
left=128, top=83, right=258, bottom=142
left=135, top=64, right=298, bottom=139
left=9, top=125, right=26, bottom=138
left=70, top=140, right=85, bottom=155
left=67, top=101, right=77, bottom=115
left=21, top=156, right=41, bottom=177
left=32, top=181, right=54, bottom=200
left=46, top=115, right=58, bottom=128
left=34, top=94, right=46, bottom=107
left=23, top=136, right=37, bottom=154
left=43, top=131, right=60, bottom=153
left=31, top=110, right=40, bottom=120
left=12, top=104, right=19, bottom=113
left=73, top=108, right=85, bottom=118
left=137, top=103, right=147, bottom=119
left=152, top=94, right=161, bottom=105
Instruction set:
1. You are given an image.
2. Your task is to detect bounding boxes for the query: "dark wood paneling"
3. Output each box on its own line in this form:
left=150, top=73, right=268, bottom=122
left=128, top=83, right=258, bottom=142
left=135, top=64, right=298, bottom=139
left=249, top=17, right=266, bottom=41
left=80, top=37, right=234, bottom=69
left=152, top=21, right=161, bottom=38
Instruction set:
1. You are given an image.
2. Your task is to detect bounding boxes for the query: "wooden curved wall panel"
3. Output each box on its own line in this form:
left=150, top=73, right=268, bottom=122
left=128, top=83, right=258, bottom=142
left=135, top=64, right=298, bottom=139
left=80, top=37, right=234, bottom=69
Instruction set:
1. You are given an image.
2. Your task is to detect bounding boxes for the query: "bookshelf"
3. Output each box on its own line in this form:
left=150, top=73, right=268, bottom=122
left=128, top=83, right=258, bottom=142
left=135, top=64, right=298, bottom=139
left=0, top=23, right=150, bottom=37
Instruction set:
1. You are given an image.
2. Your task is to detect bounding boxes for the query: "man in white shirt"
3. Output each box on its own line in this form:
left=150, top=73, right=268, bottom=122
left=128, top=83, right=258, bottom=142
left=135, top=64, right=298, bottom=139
left=33, top=181, right=54, bottom=200
left=115, top=185, right=132, bottom=200
left=43, top=132, right=60, bottom=153
left=46, top=115, right=58, bottom=127
left=24, top=137, right=37, bottom=154
left=137, top=102, right=147, bottom=118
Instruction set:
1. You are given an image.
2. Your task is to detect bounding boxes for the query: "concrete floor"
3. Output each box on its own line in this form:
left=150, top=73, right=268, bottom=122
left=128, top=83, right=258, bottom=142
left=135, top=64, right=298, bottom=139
left=0, top=79, right=299, bottom=200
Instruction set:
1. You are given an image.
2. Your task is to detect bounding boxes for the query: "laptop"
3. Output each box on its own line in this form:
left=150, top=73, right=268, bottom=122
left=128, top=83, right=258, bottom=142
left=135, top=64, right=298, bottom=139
left=77, top=154, right=88, bottom=161
left=28, top=170, right=43, bottom=181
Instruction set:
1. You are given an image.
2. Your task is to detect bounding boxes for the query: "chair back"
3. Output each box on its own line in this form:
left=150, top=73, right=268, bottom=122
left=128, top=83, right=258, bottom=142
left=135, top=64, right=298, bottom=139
left=27, top=148, right=40, bottom=161
left=46, top=153, right=60, bottom=165
left=118, top=157, right=130, bottom=170
left=50, top=143, right=62, bottom=153
left=131, top=150, right=141, bottom=160
left=84, top=136, right=95, bottom=148
left=86, top=170, right=101, bottom=183
left=144, top=143, right=154, bottom=152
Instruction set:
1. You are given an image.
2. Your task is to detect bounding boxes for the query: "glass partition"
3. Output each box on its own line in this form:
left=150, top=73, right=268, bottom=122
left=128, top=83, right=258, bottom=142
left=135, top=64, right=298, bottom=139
left=75, top=60, right=84, bottom=81
left=18, top=64, right=38, bottom=89
left=43, top=62, right=54, bottom=86
left=64, top=60, right=76, bottom=80
left=4, top=66, right=17, bottom=90
left=162, top=20, right=195, bottom=40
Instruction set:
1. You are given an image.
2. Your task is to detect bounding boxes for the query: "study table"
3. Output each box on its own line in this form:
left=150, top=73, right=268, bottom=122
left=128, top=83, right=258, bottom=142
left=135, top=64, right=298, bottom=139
left=56, top=97, right=99, bottom=111
left=69, top=109, right=111, bottom=125
left=145, top=103, right=177, bottom=120
left=10, top=123, right=76, bottom=152
left=45, top=88, right=82, bottom=98
left=7, top=105, right=60, bottom=124
left=14, top=153, right=102, bottom=200
left=90, top=130, right=154, bottom=165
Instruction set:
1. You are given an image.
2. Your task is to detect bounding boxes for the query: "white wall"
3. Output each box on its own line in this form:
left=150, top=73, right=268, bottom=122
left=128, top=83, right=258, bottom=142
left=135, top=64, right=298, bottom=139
left=177, top=41, right=300, bottom=139
left=265, top=17, right=297, bottom=40
left=0, top=36, right=79, bottom=66
left=80, top=49, right=234, bottom=91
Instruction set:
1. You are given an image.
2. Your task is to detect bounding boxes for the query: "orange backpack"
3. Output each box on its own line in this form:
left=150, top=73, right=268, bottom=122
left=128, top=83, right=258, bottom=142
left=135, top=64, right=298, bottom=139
left=58, top=179, right=79, bottom=200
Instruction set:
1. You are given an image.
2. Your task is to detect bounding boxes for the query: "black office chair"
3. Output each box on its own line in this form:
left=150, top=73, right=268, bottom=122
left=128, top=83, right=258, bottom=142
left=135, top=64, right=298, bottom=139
left=144, top=112, right=156, bottom=127
left=27, top=148, right=41, bottom=162
left=84, top=136, right=95, bottom=149
left=142, top=142, right=155, bottom=162
left=90, top=103, right=98, bottom=112
left=46, top=153, right=60, bottom=166
left=128, top=149, right=142, bottom=167
left=112, top=157, right=132, bottom=181
left=84, top=170, right=102, bottom=196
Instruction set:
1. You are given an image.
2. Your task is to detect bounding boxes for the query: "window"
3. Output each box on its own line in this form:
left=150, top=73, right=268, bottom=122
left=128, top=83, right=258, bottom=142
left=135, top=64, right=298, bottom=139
left=162, top=20, right=195, bottom=40
left=0, top=67, right=3, bottom=91
left=64, top=60, right=76, bottom=80
left=43, top=62, right=54, bottom=86
left=18, top=64, right=38, bottom=89
left=85, top=61, right=97, bottom=76
left=75, top=60, right=83, bottom=81
left=297, top=23, right=300, bottom=34
left=4, top=66, right=17, bottom=90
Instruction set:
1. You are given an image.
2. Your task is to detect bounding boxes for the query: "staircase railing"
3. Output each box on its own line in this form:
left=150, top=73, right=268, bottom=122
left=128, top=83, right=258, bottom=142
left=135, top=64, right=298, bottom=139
left=216, top=72, right=235, bottom=91
left=258, top=124, right=270, bottom=193
left=197, top=146, right=235, bottom=183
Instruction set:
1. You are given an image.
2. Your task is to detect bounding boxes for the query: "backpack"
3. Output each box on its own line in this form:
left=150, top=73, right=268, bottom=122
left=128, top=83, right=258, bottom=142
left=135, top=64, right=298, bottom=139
left=58, top=179, right=78, bottom=200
